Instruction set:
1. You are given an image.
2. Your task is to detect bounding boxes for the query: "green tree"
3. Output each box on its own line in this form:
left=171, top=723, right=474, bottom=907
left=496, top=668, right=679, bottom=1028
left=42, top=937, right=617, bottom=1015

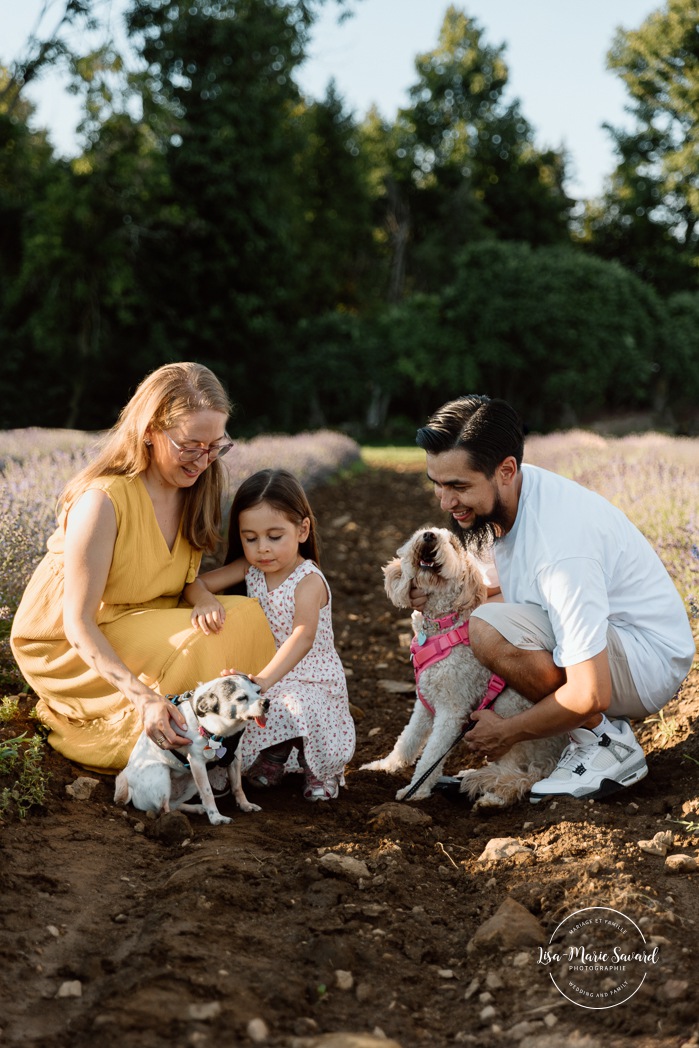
left=364, top=6, right=572, bottom=299
left=661, top=292, right=699, bottom=425
left=124, top=0, right=325, bottom=430
left=292, top=82, right=377, bottom=317
left=584, top=0, right=699, bottom=292
left=439, top=241, right=664, bottom=429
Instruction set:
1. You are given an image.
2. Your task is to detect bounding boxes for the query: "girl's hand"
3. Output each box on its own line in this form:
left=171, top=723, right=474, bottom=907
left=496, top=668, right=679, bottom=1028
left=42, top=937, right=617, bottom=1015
left=250, top=673, right=270, bottom=695
left=190, top=595, right=226, bottom=635
left=221, top=667, right=270, bottom=695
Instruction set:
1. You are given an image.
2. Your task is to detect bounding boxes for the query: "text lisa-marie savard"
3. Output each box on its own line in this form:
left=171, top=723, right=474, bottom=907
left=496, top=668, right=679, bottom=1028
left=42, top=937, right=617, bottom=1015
left=537, top=945, right=659, bottom=968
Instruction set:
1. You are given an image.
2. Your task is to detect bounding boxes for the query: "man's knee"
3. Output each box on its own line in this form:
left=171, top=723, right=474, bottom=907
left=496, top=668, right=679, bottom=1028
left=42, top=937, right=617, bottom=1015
left=469, top=615, right=506, bottom=667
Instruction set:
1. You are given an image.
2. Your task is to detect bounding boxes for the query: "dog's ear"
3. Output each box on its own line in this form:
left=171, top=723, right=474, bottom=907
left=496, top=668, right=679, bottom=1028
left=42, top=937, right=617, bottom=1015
left=454, top=553, right=488, bottom=619
left=383, top=556, right=413, bottom=608
left=194, top=691, right=219, bottom=716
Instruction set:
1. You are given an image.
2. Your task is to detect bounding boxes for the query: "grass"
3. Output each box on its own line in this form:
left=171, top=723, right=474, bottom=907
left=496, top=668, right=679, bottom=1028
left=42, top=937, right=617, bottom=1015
left=0, top=731, right=50, bottom=819
left=362, top=446, right=426, bottom=469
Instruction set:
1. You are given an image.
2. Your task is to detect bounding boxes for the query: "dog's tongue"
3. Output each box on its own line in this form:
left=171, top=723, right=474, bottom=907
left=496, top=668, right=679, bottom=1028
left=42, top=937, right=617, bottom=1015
left=254, top=715, right=267, bottom=728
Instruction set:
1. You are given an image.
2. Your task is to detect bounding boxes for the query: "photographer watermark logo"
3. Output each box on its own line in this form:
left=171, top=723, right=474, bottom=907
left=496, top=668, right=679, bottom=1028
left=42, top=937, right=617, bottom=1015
left=537, top=906, right=659, bottom=1009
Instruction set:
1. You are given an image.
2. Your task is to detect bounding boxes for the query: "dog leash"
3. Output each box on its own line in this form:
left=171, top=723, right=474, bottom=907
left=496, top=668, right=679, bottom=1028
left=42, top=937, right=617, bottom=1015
left=401, top=686, right=504, bottom=802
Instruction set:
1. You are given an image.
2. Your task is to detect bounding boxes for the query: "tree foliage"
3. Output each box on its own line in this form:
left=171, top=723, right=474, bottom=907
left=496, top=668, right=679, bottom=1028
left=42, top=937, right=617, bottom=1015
left=0, top=0, right=697, bottom=436
left=583, top=0, right=699, bottom=293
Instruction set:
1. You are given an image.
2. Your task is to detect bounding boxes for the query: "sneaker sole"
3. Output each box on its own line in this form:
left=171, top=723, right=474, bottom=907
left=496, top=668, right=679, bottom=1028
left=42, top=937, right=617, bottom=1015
left=529, top=761, right=648, bottom=804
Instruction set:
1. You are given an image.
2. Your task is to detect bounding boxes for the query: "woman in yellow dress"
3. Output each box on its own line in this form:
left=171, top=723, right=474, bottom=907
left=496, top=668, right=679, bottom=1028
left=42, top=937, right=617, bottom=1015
left=10, top=362, right=275, bottom=773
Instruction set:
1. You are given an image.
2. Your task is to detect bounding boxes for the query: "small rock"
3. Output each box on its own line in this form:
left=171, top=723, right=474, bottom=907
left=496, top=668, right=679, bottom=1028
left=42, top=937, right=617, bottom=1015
left=188, top=1002, right=221, bottom=1021
left=438, top=969, right=455, bottom=979
left=512, top=951, right=530, bottom=968
left=288, top=1034, right=403, bottom=1048
left=463, top=977, right=480, bottom=1000
left=507, top=1021, right=539, bottom=1040
left=665, top=854, right=698, bottom=873
left=378, top=680, right=415, bottom=695
left=625, top=802, right=640, bottom=815
left=367, top=727, right=382, bottom=737
left=369, top=802, right=432, bottom=828
left=485, top=971, right=504, bottom=990
left=133, top=822, right=145, bottom=834
left=638, top=830, right=674, bottom=856
left=46, top=925, right=60, bottom=938
left=335, top=969, right=354, bottom=991
left=660, top=979, right=688, bottom=1001
left=478, top=991, right=493, bottom=1004
left=56, top=980, right=82, bottom=998
left=113, top=913, right=128, bottom=924
left=65, top=777, right=100, bottom=800
left=319, top=853, right=371, bottom=883
left=348, top=702, right=364, bottom=720
left=478, top=838, right=532, bottom=863
left=543, top=1013, right=558, bottom=1028
left=247, top=1017, right=269, bottom=1043
left=480, top=1005, right=496, bottom=1021
left=355, top=982, right=373, bottom=1003
left=468, top=896, right=546, bottom=953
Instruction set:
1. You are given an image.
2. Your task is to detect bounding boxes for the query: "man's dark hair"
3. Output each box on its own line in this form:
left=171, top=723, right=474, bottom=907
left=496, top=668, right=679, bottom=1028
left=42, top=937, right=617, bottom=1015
left=416, top=395, right=524, bottom=477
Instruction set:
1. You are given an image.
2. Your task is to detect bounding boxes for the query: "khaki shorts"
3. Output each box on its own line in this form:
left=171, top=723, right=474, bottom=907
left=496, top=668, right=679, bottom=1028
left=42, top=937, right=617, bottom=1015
left=470, top=603, right=649, bottom=719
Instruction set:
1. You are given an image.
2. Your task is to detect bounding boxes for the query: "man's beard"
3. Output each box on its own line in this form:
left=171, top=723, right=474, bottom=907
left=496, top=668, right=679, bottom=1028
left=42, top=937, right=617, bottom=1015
left=448, top=491, right=509, bottom=554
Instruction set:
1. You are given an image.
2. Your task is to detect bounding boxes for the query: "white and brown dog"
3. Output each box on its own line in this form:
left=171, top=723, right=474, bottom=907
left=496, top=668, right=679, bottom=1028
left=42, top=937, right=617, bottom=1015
left=114, top=673, right=269, bottom=826
left=361, top=527, right=565, bottom=809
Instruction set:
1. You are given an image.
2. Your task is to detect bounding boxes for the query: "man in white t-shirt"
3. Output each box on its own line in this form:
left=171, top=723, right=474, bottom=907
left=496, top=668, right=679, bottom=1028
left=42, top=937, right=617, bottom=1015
left=413, top=394, right=696, bottom=802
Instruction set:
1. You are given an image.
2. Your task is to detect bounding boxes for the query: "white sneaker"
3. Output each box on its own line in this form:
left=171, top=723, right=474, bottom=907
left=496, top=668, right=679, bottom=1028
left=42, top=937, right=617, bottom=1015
left=529, top=718, right=648, bottom=803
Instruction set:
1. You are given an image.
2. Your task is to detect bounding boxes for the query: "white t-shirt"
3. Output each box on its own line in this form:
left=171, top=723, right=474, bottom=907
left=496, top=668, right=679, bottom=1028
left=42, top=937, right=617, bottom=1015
left=494, top=464, right=695, bottom=707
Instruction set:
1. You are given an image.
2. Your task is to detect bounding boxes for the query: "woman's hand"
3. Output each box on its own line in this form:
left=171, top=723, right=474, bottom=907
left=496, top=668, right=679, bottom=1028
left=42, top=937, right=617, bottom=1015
left=190, top=594, right=226, bottom=635
left=140, top=693, right=192, bottom=750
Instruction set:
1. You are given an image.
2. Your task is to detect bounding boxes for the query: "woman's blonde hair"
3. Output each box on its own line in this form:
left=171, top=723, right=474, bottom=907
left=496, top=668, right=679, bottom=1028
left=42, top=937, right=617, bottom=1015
left=60, top=362, right=233, bottom=551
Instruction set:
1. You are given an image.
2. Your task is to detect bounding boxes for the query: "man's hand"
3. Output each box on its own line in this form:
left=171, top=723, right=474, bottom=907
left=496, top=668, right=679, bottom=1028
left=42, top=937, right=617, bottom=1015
left=464, top=709, right=513, bottom=761
left=408, top=584, right=428, bottom=611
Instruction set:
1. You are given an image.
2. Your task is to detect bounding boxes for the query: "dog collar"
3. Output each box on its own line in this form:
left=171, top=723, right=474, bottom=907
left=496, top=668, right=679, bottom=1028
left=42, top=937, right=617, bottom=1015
left=410, top=618, right=506, bottom=717
left=422, top=611, right=461, bottom=632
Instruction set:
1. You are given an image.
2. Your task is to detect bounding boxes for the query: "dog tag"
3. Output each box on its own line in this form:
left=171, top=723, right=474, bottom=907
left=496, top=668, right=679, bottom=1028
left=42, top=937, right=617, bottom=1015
left=204, top=744, right=226, bottom=760
left=416, top=630, right=427, bottom=646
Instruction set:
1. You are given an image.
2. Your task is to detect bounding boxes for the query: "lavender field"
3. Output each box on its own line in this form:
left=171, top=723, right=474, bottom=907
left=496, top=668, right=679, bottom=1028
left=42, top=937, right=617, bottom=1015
left=1, top=427, right=697, bottom=649
left=0, top=428, right=360, bottom=637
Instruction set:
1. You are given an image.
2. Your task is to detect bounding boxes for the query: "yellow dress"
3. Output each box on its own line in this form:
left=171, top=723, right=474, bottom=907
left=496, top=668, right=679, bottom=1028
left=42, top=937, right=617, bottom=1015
left=10, top=474, right=275, bottom=773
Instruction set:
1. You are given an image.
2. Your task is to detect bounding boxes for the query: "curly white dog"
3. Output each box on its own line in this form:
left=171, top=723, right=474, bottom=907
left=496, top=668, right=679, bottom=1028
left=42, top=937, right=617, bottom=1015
left=361, top=527, right=565, bottom=809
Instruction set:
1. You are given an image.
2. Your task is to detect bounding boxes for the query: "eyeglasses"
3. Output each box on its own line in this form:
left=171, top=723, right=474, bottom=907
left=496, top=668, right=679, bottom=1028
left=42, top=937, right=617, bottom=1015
left=162, top=430, right=234, bottom=463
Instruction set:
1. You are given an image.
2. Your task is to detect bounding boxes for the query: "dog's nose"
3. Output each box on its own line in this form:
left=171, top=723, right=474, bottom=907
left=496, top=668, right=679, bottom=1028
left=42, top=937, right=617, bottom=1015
left=422, top=531, right=436, bottom=544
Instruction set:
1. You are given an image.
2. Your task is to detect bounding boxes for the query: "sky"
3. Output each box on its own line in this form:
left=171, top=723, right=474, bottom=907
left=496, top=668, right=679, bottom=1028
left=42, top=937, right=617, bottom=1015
left=1, top=0, right=661, bottom=199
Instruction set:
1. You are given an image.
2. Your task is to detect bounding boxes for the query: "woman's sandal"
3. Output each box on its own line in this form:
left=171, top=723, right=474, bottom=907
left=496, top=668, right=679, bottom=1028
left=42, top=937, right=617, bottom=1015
left=303, top=773, right=339, bottom=802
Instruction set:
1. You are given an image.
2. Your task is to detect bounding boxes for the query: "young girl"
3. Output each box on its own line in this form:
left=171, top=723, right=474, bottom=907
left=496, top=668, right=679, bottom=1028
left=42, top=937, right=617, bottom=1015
left=183, top=469, right=355, bottom=801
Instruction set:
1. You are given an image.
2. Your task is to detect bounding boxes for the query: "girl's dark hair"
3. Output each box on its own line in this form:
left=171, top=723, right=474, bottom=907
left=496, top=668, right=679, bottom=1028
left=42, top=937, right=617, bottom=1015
left=416, top=395, right=524, bottom=476
left=226, top=469, right=321, bottom=565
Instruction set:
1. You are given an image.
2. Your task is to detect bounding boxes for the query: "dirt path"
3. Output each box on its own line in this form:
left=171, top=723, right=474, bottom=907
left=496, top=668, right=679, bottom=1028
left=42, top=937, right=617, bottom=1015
left=1, top=466, right=697, bottom=1048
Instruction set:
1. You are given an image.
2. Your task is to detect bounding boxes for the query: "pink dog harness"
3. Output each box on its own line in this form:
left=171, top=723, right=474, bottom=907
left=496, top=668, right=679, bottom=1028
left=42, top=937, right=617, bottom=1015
left=410, top=613, right=506, bottom=716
